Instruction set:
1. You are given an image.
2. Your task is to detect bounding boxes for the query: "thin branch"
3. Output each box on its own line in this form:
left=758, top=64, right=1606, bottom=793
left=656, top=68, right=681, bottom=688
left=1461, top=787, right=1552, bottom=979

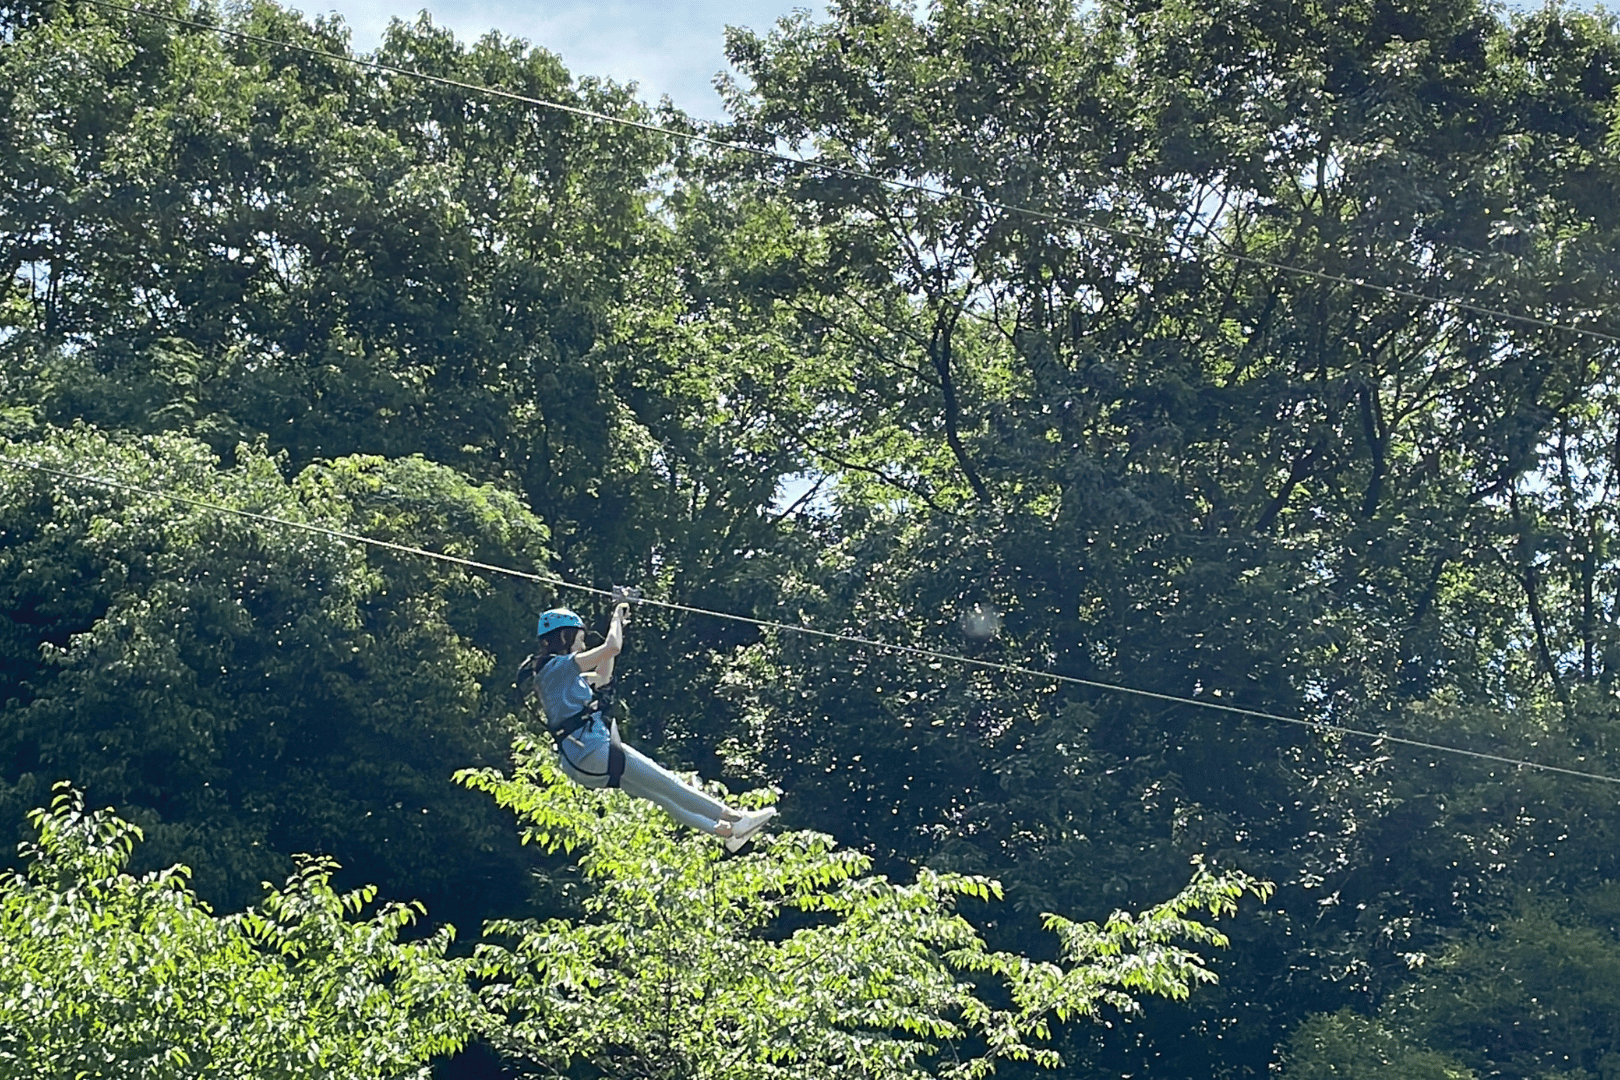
left=766, top=473, right=829, bottom=526
left=781, top=428, right=947, bottom=513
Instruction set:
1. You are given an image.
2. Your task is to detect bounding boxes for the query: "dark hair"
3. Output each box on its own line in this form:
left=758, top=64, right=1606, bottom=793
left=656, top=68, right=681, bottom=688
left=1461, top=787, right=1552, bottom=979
left=537, top=624, right=581, bottom=658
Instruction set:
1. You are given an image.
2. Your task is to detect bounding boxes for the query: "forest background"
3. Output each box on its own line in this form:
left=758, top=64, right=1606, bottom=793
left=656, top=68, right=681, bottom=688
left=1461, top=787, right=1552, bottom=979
left=3, top=0, right=1620, bottom=1076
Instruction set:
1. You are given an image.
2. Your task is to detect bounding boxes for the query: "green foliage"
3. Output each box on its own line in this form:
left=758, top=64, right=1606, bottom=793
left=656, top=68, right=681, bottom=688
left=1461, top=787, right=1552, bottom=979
left=0, top=0, right=665, bottom=479
left=1283, top=888, right=1620, bottom=1080
left=1279, top=1011, right=1474, bottom=1080
left=6, top=0, right=1620, bottom=1076
left=701, top=0, right=1620, bottom=1072
left=1393, top=892, right=1620, bottom=1080
left=457, top=741, right=1269, bottom=1079
left=0, top=426, right=551, bottom=921
left=0, top=784, right=479, bottom=1078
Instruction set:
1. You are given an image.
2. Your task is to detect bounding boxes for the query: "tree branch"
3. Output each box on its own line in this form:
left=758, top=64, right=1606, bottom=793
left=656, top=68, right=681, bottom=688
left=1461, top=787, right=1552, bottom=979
left=929, top=306, right=988, bottom=502
left=780, top=428, right=947, bottom=513
left=1507, top=487, right=1572, bottom=715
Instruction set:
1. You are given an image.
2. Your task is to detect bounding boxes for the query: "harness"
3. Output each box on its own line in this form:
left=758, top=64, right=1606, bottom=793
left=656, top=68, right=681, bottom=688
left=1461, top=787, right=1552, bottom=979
left=517, top=654, right=625, bottom=788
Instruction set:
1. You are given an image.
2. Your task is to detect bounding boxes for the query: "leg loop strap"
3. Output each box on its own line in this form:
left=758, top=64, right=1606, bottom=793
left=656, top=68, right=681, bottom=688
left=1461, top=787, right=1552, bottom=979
left=606, top=719, right=626, bottom=789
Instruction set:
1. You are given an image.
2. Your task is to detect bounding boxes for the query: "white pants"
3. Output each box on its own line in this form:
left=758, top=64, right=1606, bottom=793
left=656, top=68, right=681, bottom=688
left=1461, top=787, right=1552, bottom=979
left=556, top=719, right=729, bottom=835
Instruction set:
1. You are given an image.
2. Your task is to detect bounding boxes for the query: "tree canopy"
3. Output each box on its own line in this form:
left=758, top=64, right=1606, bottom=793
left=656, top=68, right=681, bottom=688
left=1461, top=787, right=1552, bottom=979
left=460, top=743, right=1267, bottom=1080
left=3, top=0, right=1620, bottom=1075
left=0, top=784, right=479, bottom=1078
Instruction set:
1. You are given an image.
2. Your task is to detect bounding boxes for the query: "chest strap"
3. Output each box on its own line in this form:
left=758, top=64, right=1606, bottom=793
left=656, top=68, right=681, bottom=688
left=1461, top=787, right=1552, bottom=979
left=524, top=670, right=625, bottom=790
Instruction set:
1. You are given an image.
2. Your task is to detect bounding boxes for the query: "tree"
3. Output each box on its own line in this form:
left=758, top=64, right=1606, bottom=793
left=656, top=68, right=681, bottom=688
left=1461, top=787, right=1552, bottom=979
left=7, top=0, right=1620, bottom=1074
left=700, top=0, right=1620, bottom=1074
left=1278, top=1011, right=1473, bottom=1080
left=0, top=426, right=553, bottom=927
left=0, top=784, right=480, bottom=1078
left=1281, top=886, right=1620, bottom=1080
left=0, top=0, right=666, bottom=480
left=1391, top=890, right=1620, bottom=1080
left=457, top=740, right=1270, bottom=1079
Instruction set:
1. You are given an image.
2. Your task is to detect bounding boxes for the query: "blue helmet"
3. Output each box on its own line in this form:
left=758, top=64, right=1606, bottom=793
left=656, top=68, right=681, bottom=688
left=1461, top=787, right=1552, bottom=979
left=536, top=608, right=584, bottom=638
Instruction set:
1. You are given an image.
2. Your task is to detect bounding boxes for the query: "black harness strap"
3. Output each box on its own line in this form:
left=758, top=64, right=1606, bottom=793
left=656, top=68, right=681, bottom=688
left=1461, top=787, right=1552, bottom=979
left=605, top=720, right=626, bottom=789
left=519, top=655, right=625, bottom=788
left=593, top=680, right=626, bottom=788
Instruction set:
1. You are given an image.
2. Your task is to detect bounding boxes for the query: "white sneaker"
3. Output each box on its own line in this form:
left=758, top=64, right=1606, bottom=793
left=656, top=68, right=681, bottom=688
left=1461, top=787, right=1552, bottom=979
left=723, top=807, right=777, bottom=853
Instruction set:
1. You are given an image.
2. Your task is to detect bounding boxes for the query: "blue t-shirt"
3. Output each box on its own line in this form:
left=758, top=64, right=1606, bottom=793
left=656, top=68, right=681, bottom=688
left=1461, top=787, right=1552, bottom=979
left=537, top=654, right=596, bottom=725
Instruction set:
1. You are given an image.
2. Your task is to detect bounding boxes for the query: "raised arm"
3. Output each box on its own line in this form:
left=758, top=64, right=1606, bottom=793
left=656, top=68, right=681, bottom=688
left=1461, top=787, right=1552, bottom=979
left=575, top=602, right=630, bottom=684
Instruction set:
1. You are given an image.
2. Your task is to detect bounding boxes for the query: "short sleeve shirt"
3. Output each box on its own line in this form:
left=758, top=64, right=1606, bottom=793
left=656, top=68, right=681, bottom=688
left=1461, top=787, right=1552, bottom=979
left=537, top=654, right=596, bottom=725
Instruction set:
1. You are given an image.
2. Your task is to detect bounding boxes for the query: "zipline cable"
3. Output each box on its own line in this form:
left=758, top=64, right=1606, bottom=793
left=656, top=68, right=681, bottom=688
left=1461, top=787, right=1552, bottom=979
left=5, top=452, right=1619, bottom=788
left=80, top=0, right=1620, bottom=350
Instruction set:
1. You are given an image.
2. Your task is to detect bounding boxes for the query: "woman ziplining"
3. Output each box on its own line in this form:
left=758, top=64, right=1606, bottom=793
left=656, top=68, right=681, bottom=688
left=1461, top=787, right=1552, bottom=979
left=520, top=596, right=777, bottom=851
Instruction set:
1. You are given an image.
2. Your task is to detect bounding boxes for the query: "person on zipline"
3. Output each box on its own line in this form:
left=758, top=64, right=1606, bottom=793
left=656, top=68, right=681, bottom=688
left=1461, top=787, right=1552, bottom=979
left=524, top=600, right=775, bottom=851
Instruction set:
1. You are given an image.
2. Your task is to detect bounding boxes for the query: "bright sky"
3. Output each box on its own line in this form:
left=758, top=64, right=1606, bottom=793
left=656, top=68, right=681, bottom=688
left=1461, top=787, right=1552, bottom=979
left=311, top=0, right=811, bottom=121
left=308, top=0, right=1557, bottom=124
